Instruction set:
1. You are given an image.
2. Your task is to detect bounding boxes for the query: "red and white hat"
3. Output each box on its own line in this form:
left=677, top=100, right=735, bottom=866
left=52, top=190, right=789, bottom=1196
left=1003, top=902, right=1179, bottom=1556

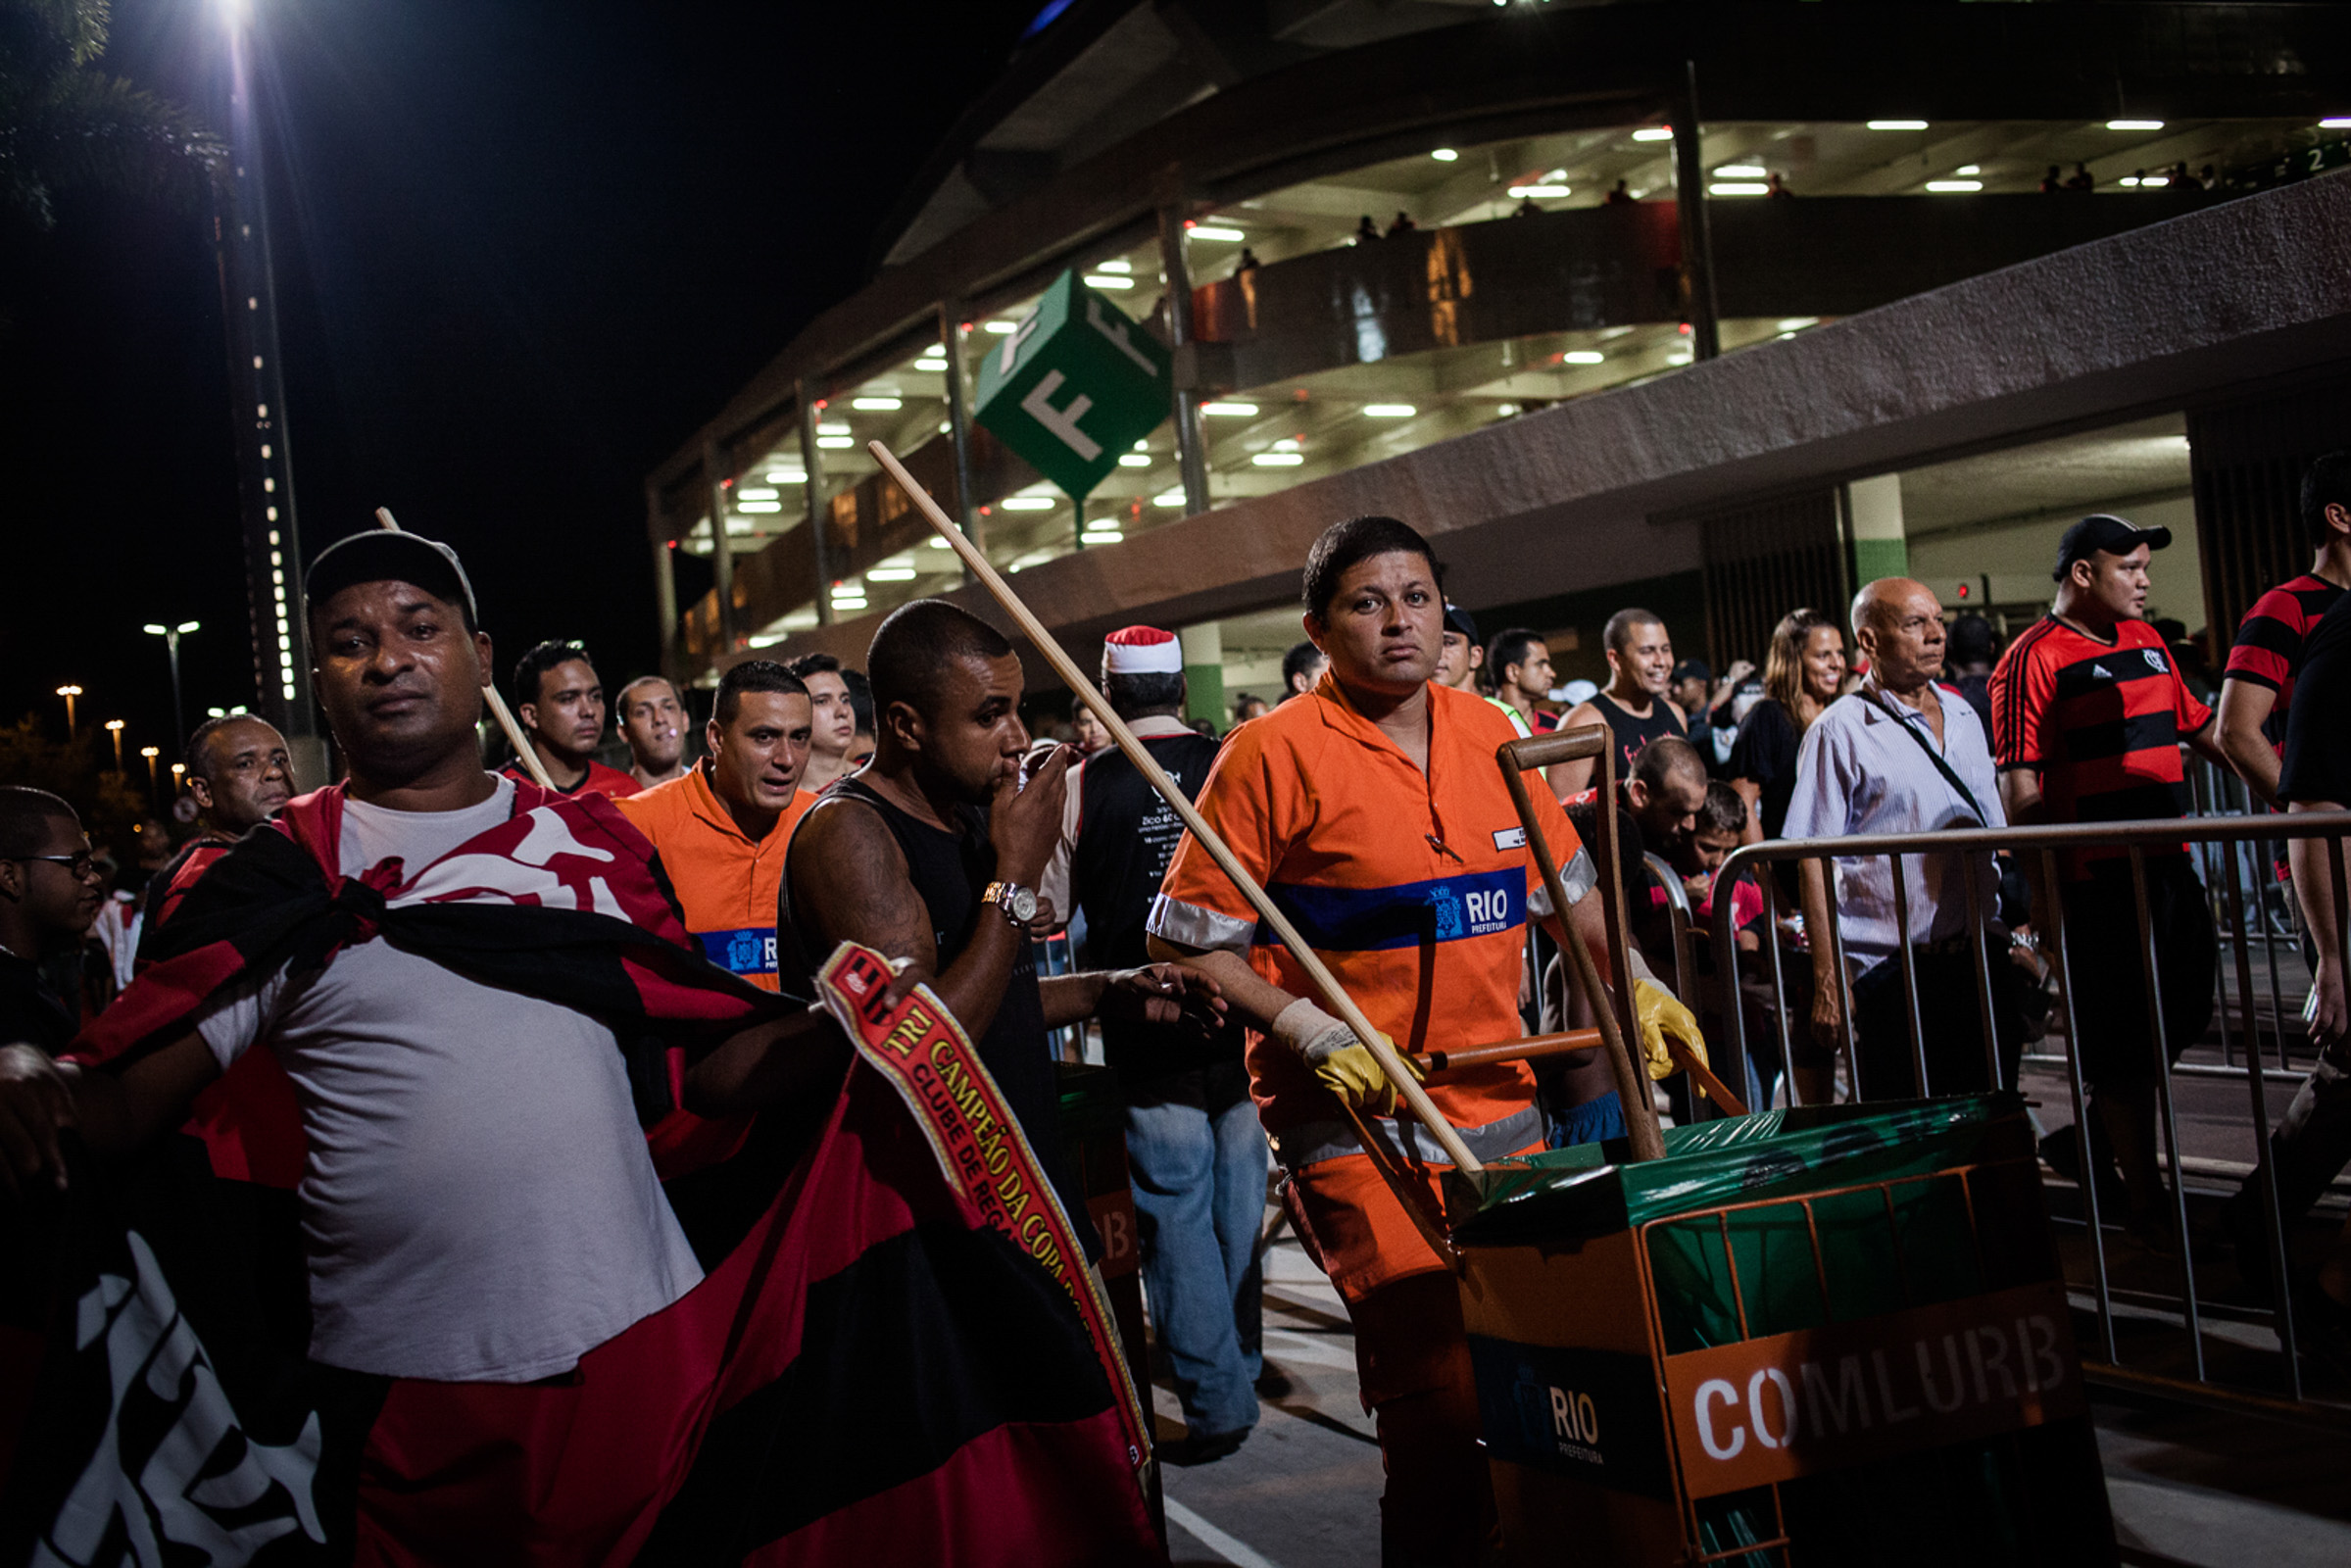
left=1102, top=625, right=1183, bottom=676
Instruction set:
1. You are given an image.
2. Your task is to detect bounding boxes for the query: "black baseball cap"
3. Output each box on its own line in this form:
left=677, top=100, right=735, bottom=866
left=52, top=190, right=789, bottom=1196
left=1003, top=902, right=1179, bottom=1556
left=304, top=528, right=480, bottom=627
left=1443, top=602, right=1481, bottom=645
left=2053, top=514, right=2172, bottom=581
left=1671, top=658, right=1711, bottom=685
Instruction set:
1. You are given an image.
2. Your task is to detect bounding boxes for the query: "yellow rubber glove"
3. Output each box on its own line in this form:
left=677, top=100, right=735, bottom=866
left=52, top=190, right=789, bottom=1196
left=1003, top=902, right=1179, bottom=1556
left=1271, top=997, right=1427, bottom=1116
left=1634, top=979, right=1708, bottom=1083
left=1310, top=1041, right=1428, bottom=1116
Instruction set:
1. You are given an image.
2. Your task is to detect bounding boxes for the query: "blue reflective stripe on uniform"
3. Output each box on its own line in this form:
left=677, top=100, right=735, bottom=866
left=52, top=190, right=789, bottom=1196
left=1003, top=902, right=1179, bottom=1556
left=697, top=926, right=779, bottom=976
left=1254, top=867, right=1524, bottom=953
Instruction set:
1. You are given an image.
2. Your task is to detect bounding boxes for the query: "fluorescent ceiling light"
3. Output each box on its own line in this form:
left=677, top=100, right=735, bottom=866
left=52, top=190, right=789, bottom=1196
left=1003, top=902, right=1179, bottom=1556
left=1507, top=184, right=1570, bottom=198
left=1000, top=496, right=1056, bottom=511
left=1188, top=224, right=1245, bottom=242
left=1095, top=259, right=1133, bottom=272
left=738, top=486, right=779, bottom=500
left=911, top=357, right=947, bottom=370
left=817, top=421, right=850, bottom=435
left=1430, top=148, right=1458, bottom=162
left=1116, top=453, right=1152, bottom=466
left=1153, top=491, right=1187, bottom=507
left=2106, top=120, right=2164, bottom=131
left=1709, top=181, right=1770, bottom=196
left=851, top=396, right=901, bottom=411
left=982, top=320, right=1019, bottom=334
left=1924, top=179, right=1983, bottom=193
left=866, top=567, right=916, bottom=582
left=1562, top=351, right=1605, bottom=365
left=734, top=500, right=783, bottom=514
left=1867, top=120, right=1929, bottom=131
left=816, top=436, right=853, bottom=449
left=1201, top=402, right=1258, bottom=416
left=1777, top=317, right=1819, bottom=331
left=1084, top=275, right=1134, bottom=290
left=1272, top=437, right=1300, bottom=451
left=1362, top=403, right=1417, bottom=417
left=1954, top=165, right=1982, bottom=175
left=761, top=469, right=805, bottom=484
left=1632, top=127, right=1674, bottom=142
left=1252, top=452, right=1304, bottom=466
left=928, top=536, right=953, bottom=548
left=1714, top=164, right=1765, bottom=178
left=2324, top=118, right=2351, bottom=129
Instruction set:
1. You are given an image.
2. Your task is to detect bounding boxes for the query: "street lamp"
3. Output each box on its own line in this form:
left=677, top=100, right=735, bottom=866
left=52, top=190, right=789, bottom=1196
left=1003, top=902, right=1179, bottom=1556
left=105, top=719, right=125, bottom=771
left=140, top=746, right=162, bottom=806
left=55, top=684, right=81, bottom=734
left=143, top=620, right=201, bottom=752
left=171, top=762, right=187, bottom=796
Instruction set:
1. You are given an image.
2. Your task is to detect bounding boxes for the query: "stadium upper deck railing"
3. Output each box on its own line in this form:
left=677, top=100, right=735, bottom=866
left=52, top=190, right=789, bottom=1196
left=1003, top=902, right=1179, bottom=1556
left=1701, top=807, right=2351, bottom=1421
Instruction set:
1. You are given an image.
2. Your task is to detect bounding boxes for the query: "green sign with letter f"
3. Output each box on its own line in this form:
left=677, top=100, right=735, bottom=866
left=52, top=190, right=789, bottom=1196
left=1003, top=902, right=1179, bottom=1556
left=972, top=270, right=1171, bottom=504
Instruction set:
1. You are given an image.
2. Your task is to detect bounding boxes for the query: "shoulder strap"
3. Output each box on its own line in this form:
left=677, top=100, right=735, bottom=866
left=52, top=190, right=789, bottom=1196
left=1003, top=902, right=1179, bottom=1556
left=1856, top=689, right=1987, bottom=825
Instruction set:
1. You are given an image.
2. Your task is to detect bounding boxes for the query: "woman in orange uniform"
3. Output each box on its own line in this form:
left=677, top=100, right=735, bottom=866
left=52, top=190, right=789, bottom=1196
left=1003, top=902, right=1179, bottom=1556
left=1149, top=515, right=1696, bottom=1567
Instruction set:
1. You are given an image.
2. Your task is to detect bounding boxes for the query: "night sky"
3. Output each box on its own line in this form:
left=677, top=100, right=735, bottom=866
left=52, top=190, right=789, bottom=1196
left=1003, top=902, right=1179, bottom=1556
left=0, top=0, right=1044, bottom=762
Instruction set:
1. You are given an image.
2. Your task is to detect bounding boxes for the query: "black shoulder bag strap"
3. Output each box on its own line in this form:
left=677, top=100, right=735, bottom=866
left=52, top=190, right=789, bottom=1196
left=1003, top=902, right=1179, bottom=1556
left=1856, top=688, right=1989, bottom=826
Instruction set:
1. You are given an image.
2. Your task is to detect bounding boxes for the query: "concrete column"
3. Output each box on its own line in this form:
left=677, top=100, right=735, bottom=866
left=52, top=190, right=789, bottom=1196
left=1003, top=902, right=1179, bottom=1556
left=938, top=303, right=982, bottom=581
left=796, top=380, right=832, bottom=626
left=1179, top=621, right=1225, bottom=733
left=647, top=481, right=679, bottom=685
left=1672, top=60, right=1722, bottom=363
left=702, top=436, right=738, bottom=655
left=1156, top=200, right=1213, bottom=516
left=1844, top=472, right=1909, bottom=586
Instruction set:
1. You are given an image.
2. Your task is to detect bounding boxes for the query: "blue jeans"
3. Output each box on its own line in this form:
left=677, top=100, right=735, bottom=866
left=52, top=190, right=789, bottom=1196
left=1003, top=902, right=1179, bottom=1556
left=1123, top=1059, right=1269, bottom=1438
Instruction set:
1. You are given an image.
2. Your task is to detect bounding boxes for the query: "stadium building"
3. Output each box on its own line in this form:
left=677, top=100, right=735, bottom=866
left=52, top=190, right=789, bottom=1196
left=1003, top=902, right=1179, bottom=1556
left=645, top=0, right=2351, bottom=718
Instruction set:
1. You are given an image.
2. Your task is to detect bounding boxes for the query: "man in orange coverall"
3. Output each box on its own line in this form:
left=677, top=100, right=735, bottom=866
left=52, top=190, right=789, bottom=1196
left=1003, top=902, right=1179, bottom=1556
left=616, top=659, right=815, bottom=996
left=1148, top=514, right=1700, bottom=1567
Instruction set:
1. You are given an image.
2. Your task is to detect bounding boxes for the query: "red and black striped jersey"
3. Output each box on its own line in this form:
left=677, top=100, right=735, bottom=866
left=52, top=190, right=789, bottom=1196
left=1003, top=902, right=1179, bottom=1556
left=2224, top=572, right=2348, bottom=756
left=1989, top=614, right=2212, bottom=878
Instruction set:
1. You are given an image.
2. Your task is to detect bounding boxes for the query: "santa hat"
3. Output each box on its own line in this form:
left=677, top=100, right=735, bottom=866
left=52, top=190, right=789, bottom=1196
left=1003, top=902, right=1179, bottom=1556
left=1102, top=625, right=1183, bottom=677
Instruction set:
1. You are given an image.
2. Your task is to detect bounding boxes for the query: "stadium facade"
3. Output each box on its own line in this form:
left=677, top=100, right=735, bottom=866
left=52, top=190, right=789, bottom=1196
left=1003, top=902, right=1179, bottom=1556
left=645, top=0, right=2351, bottom=717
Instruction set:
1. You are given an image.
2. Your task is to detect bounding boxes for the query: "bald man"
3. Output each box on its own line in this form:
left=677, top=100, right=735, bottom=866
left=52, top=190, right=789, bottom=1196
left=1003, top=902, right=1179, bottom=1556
left=144, top=716, right=296, bottom=942
left=1783, top=578, right=2017, bottom=1102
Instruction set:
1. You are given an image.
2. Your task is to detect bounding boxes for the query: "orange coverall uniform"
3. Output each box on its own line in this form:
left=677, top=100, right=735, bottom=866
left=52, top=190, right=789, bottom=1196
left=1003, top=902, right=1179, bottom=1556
left=1151, top=677, right=1592, bottom=1564
left=615, top=764, right=808, bottom=995
left=617, top=766, right=810, bottom=1172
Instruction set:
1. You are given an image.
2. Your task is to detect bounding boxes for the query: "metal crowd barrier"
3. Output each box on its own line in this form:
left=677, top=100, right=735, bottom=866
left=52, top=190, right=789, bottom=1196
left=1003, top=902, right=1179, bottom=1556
left=1701, top=808, right=2351, bottom=1419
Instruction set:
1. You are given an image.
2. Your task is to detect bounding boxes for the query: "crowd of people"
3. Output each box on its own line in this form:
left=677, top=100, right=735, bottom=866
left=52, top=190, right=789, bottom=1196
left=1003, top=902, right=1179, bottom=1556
left=1, top=452, right=2347, bottom=1560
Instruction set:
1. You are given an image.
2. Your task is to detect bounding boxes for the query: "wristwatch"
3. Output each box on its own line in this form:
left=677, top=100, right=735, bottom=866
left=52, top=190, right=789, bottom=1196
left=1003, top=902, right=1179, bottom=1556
left=983, top=880, right=1041, bottom=926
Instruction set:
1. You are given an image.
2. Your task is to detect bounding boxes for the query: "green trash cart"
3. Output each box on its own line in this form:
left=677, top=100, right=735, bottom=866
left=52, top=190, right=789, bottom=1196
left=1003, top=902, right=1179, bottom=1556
left=1448, top=1094, right=2116, bottom=1566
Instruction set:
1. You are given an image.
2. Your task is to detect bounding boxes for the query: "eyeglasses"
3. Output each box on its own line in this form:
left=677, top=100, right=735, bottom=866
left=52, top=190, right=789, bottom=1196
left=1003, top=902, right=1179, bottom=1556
left=17, top=853, right=98, bottom=879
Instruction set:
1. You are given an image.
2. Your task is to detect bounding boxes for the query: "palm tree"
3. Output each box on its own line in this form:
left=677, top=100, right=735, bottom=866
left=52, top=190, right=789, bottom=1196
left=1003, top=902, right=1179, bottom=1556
left=0, top=0, right=225, bottom=232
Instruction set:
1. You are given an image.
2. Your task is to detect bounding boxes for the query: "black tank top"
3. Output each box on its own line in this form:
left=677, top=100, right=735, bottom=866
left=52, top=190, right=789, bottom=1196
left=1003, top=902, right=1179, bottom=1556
left=782, top=777, right=1094, bottom=1254
left=1069, top=731, right=1243, bottom=1086
left=1594, top=692, right=1687, bottom=780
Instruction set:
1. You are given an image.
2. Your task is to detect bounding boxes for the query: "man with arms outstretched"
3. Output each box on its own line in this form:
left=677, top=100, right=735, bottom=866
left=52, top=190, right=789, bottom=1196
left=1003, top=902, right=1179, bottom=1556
left=0, top=530, right=849, bottom=1555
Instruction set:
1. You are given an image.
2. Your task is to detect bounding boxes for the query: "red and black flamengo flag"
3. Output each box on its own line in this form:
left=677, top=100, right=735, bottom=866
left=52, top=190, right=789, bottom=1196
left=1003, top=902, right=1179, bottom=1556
left=0, top=785, right=1161, bottom=1566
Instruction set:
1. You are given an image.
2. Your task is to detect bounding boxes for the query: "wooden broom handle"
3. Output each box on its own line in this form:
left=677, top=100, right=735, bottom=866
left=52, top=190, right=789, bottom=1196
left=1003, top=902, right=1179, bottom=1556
left=865, top=442, right=1485, bottom=1177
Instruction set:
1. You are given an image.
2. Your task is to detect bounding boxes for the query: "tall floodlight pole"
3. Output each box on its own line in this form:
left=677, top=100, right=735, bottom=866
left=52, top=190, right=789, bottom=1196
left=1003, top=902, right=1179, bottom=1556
left=212, top=0, right=319, bottom=780
left=55, top=685, right=81, bottom=735
left=144, top=621, right=200, bottom=753
left=105, top=719, right=126, bottom=771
